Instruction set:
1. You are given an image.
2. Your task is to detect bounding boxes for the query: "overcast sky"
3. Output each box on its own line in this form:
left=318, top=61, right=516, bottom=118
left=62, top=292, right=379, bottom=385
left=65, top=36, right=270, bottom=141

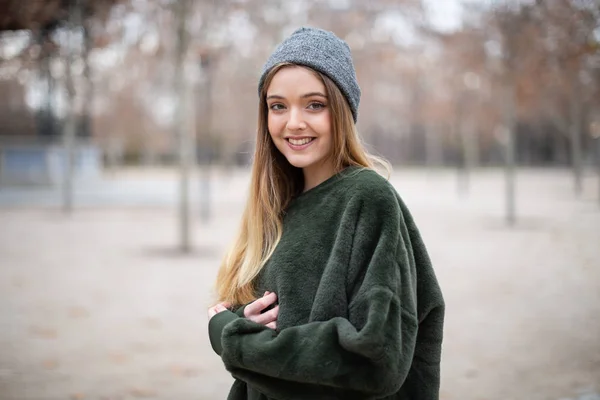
left=424, top=0, right=492, bottom=32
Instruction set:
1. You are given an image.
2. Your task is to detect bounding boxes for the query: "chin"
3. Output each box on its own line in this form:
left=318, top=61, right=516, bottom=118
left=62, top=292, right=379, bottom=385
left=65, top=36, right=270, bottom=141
left=285, top=156, right=314, bottom=170
left=287, top=160, right=310, bottom=169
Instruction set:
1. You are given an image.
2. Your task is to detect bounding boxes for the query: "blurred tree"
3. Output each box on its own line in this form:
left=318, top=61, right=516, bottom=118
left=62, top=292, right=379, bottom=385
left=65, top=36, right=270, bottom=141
left=536, top=0, right=600, bottom=195
left=0, top=0, right=122, bottom=208
left=173, top=0, right=193, bottom=252
left=486, top=2, right=537, bottom=225
left=2, top=0, right=598, bottom=172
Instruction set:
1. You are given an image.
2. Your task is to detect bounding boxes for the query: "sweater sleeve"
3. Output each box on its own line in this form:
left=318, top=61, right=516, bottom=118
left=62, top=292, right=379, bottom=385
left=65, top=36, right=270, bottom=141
left=216, top=188, right=420, bottom=399
left=207, top=303, right=249, bottom=356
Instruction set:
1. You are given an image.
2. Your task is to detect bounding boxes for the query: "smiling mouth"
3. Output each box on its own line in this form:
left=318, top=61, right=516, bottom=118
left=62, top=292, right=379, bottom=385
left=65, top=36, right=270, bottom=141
left=286, top=137, right=315, bottom=146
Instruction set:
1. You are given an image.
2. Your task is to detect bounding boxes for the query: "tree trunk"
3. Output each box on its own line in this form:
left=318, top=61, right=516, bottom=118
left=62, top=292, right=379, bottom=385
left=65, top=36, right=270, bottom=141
left=174, top=0, right=192, bottom=252
left=425, top=124, right=443, bottom=169
left=82, top=12, right=92, bottom=138
left=141, top=116, right=157, bottom=166
left=455, top=97, right=469, bottom=196
left=504, top=80, right=517, bottom=227
left=36, top=29, right=57, bottom=138
left=570, top=77, right=583, bottom=197
left=458, top=125, right=470, bottom=195
left=199, top=55, right=212, bottom=223
left=597, top=137, right=600, bottom=207
left=460, top=116, right=479, bottom=190
left=62, top=0, right=82, bottom=214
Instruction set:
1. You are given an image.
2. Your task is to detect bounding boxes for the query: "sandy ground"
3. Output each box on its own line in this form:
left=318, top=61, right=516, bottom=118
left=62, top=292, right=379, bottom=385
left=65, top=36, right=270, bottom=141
left=0, top=167, right=599, bottom=400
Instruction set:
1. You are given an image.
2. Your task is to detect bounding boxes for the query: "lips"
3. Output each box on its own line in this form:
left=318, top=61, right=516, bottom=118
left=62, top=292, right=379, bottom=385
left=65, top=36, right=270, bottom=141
left=285, top=137, right=315, bottom=150
left=287, top=137, right=314, bottom=146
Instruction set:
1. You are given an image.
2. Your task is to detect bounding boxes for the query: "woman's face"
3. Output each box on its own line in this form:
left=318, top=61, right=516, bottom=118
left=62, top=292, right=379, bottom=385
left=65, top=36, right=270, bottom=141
left=266, top=66, right=334, bottom=181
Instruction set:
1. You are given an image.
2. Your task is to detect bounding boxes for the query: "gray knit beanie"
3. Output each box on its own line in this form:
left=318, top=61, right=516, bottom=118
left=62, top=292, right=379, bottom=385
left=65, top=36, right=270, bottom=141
left=258, top=27, right=361, bottom=123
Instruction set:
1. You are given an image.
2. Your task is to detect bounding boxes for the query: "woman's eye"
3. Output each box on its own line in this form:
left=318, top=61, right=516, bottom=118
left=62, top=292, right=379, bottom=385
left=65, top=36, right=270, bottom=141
left=308, top=102, right=325, bottom=110
left=269, top=103, right=285, bottom=111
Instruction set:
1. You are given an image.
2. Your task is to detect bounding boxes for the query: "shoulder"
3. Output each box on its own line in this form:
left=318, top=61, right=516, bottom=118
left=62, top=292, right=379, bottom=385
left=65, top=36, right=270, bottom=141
left=343, top=167, right=400, bottom=209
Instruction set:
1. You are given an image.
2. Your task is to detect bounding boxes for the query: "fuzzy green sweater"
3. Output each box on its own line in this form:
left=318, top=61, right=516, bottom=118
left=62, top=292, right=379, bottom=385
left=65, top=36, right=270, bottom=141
left=209, top=167, right=445, bottom=400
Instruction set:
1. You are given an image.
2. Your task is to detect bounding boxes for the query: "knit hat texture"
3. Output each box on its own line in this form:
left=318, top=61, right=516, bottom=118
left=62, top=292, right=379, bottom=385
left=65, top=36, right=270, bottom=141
left=258, top=27, right=361, bottom=123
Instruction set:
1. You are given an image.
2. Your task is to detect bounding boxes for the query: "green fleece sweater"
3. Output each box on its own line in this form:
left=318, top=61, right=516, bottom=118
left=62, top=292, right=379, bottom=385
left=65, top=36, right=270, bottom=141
left=209, top=166, right=445, bottom=400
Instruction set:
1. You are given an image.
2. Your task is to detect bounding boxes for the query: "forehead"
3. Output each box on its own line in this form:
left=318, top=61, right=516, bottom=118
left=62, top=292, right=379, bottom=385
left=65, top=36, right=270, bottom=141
left=266, top=66, right=325, bottom=95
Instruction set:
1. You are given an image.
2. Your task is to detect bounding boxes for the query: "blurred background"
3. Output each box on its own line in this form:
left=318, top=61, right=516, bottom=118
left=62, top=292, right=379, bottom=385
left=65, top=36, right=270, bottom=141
left=0, top=0, right=599, bottom=399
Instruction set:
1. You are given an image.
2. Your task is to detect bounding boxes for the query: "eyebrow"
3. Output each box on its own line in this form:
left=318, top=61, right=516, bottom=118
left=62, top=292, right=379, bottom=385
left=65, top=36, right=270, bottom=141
left=266, top=92, right=327, bottom=100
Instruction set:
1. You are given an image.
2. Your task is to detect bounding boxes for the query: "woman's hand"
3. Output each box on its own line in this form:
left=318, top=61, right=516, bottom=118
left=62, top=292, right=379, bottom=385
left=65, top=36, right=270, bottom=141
left=208, top=302, right=231, bottom=320
left=244, top=291, right=279, bottom=330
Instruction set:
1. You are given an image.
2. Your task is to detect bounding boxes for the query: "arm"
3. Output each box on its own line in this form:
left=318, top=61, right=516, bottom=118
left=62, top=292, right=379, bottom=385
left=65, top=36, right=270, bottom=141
left=213, top=188, right=420, bottom=399
left=209, top=294, right=278, bottom=355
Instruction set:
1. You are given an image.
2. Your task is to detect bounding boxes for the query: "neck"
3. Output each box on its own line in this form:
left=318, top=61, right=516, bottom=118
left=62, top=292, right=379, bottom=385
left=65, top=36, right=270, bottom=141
left=302, top=160, right=336, bottom=192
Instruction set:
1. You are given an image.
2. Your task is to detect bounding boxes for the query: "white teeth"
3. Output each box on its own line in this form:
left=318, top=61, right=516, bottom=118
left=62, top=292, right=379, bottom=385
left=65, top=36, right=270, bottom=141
left=288, top=138, right=313, bottom=146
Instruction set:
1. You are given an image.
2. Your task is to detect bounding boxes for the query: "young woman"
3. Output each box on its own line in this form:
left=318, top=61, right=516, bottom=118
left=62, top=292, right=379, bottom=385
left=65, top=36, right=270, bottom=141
left=208, top=27, right=445, bottom=400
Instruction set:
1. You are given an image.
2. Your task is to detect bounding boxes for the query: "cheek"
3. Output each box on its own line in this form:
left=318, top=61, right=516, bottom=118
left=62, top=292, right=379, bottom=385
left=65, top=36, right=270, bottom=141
left=315, top=113, right=332, bottom=139
left=267, top=114, right=283, bottom=137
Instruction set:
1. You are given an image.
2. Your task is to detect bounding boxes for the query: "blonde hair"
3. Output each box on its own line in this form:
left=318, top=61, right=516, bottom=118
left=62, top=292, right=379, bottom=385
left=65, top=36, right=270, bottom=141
left=215, top=63, right=390, bottom=305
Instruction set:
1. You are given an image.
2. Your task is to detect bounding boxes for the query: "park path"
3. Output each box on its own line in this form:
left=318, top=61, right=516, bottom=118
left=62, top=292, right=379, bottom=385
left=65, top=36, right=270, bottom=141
left=0, top=167, right=599, bottom=400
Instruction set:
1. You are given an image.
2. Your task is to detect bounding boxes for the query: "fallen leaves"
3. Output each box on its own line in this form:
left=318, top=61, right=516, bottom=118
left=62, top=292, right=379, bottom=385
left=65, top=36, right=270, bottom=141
left=67, top=307, right=90, bottom=319
left=41, top=358, right=59, bottom=370
left=11, top=276, right=26, bottom=288
left=28, top=326, right=58, bottom=339
left=108, top=352, right=129, bottom=365
left=169, top=364, right=199, bottom=377
left=128, top=387, right=157, bottom=398
left=141, top=318, right=162, bottom=330
left=130, top=341, right=156, bottom=353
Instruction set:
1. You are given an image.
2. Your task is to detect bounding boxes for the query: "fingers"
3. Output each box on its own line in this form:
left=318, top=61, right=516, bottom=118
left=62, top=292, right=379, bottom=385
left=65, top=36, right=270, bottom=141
left=241, top=291, right=279, bottom=329
left=207, top=302, right=231, bottom=320
left=265, top=321, right=276, bottom=330
left=207, top=306, right=218, bottom=319
left=221, top=301, right=232, bottom=310
left=215, top=304, right=228, bottom=312
left=245, top=292, right=277, bottom=317
left=251, top=305, right=279, bottom=325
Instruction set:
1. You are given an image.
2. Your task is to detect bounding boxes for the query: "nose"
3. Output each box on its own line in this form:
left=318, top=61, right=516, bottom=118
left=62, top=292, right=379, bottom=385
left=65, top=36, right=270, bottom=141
left=286, top=107, right=306, bottom=131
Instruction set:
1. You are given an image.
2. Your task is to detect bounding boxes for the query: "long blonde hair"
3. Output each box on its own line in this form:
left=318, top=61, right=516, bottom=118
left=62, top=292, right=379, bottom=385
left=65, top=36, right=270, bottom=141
left=215, top=63, right=390, bottom=305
